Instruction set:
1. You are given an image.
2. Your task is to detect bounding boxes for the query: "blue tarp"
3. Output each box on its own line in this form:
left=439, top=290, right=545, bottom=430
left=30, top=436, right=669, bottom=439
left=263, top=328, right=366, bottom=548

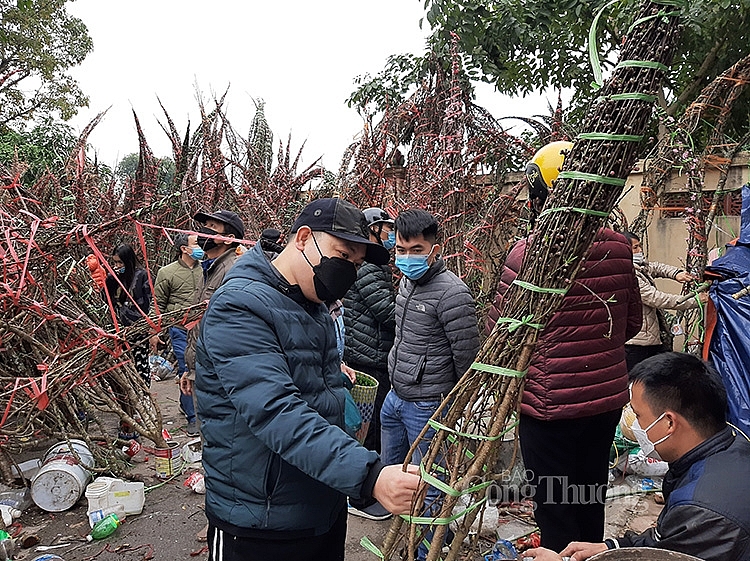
left=705, top=184, right=750, bottom=435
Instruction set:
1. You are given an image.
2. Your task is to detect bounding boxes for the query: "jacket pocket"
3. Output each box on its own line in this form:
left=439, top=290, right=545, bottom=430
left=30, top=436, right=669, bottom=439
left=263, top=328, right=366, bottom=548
left=263, top=453, right=282, bottom=499
left=408, top=355, right=427, bottom=385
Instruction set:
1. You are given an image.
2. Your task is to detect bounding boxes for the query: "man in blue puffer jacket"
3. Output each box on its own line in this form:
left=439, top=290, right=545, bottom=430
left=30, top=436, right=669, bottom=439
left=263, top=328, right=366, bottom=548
left=195, top=198, right=421, bottom=561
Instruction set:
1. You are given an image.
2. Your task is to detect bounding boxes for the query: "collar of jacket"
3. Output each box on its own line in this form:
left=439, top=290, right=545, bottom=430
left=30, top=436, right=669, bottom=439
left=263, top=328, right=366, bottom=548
left=177, top=256, right=198, bottom=269
left=663, top=426, right=734, bottom=497
left=415, top=256, right=447, bottom=286
left=255, top=244, right=321, bottom=313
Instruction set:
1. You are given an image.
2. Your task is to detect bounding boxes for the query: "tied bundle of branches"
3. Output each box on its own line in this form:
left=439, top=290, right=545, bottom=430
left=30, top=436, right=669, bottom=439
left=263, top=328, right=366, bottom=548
left=374, top=2, right=683, bottom=560
left=629, top=54, right=750, bottom=352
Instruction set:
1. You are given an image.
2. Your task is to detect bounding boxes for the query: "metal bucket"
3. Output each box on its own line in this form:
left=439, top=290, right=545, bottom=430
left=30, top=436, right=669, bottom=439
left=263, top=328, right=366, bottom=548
left=590, top=547, right=702, bottom=560
left=31, top=439, right=95, bottom=512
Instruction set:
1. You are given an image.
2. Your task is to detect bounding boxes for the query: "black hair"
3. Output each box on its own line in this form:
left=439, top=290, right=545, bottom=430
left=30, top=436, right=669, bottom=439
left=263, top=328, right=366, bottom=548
left=112, top=243, right=141, bottom=291
left=173, top=233, right=189, bottom=260
left=630, top=352, right=727, bottom=438
left=394, top=209, right=438, bottom=244
left=623, top=231, right=640, bottom=244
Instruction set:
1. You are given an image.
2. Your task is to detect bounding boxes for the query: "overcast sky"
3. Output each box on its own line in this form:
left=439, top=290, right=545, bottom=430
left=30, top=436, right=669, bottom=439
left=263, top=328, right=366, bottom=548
left=67, top=0, right=556, bottom=172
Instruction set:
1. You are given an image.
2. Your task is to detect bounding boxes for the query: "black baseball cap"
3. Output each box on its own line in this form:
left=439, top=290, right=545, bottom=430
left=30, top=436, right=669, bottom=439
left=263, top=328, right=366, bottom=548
left=193, top=210, right=245, bottom=239
left=290, top=198, right=390, bottom=265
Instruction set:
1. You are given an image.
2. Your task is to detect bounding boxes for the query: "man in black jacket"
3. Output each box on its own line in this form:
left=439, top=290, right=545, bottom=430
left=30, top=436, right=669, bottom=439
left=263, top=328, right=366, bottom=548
left=526, top=352, right=750, bottom=561
left=344, top=207, right=397, bottom=521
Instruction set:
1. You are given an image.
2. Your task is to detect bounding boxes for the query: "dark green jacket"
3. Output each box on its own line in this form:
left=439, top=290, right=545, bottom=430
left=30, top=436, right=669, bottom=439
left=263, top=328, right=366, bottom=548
left=152, top=258, right=202, bottom=317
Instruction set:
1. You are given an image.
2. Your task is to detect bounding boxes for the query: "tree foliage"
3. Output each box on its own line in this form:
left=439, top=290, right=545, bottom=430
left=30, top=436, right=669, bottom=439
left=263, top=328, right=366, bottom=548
left=0, top=0, right=93, bottom=126
left=0, top=117, right=77, bottom=185
left=351, top=1, right=750, bottom=140
left=420, top=0, right=750, bottom=133
left=115, top=152, right=176, bottom=195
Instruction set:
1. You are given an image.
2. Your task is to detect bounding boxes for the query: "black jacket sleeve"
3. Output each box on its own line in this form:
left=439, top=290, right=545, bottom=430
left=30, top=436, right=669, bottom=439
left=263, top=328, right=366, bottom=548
left=614, top=504, right=750, bottom=561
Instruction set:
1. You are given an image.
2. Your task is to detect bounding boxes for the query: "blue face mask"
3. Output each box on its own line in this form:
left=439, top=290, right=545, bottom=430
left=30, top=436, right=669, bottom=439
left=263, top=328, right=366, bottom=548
left=189, top=247, right=205, bottom=261
left=116, top=267, right=126, bottom=275
left=395, top=253, right=430, bottom=280
left=382, top=231, right=396, bottom=250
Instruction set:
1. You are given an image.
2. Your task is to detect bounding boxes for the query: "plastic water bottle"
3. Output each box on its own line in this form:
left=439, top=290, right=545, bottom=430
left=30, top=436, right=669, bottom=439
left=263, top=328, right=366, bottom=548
left=0, top=529, right=16, bottom=561
left=30, top=555, right=66, bottom=561
left=88, top=503, right=126, bottom=527
left=0, top=488, right=32, bottom=510
left=86, top=513, right=121, bottom=541
left=484, top=539, right=518, bottom=560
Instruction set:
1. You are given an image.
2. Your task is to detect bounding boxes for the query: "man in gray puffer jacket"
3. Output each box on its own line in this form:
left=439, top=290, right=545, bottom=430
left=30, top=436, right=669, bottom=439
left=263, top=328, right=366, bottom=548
left=381, top=208, right=480, bottom=561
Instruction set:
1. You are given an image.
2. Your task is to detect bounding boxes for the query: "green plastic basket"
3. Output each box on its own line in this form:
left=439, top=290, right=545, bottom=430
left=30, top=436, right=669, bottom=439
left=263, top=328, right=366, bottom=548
left=350, top=371, right=379, bottom=444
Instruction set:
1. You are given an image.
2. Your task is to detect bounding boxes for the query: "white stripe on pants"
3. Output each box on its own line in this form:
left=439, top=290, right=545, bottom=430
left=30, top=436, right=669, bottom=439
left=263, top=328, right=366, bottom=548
left=211, top=527, right=223, bottom=561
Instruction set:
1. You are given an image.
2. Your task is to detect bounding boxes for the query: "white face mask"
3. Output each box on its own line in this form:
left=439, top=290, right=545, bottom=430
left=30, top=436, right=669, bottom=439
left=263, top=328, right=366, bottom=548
left=632, top=413, right=670, bottom=461
left=633, top=252, right=645, bottom=266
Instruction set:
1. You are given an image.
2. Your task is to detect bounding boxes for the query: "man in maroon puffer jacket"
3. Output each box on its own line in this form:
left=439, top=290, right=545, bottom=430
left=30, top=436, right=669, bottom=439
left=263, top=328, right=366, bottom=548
left=486, top=228, right=642, bottom=551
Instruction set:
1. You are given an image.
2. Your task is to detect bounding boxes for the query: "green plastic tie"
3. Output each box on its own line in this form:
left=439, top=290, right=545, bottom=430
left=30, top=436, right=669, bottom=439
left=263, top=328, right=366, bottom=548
left=625, top=10, right=680, bottom=35
left=511, top=279, right=569, bottom=295
left=399, top=496, right=487, bottom=525
left=588, top=0, right=621, bottom=88
left=557, top=171, right=627, bottom=187
left=493, top=315, right=544, bottom=333
left=472, top=361, right=528, bottom=378
left=615, top=60, right=670, bottom=73
left=578, top=132, right=644, bottom=142
left=606, top=93, right=657, bottom=103
left=537, top=206, right=610, bottom=220
left=430, top=418, right=519, bottom=442
left=360, top=536, right=385, bottom=559
left=419, top=462, right=494, bottom=498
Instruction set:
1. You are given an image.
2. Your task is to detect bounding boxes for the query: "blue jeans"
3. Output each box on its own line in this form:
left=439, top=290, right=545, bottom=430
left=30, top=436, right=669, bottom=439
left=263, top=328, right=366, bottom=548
left=170, top=327, right=195, bottom=423
left=380, top=390, right=451, bottom=560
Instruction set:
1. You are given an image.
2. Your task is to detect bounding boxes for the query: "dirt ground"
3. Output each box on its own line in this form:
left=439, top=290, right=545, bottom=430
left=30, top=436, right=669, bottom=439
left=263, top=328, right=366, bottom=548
left=3, top=378, right=661, bottom=561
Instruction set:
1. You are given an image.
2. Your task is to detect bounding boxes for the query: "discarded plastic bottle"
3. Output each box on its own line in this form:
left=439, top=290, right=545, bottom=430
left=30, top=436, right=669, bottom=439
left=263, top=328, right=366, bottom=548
left=88, top=503, right=126, bottom=528
left=0, top=488, right=32, bottom=511
left=30, top=555, right=66, bottom=561
left=484, top=539, right=518, bottom=560
left=86, top=513, right=121, bottom=541
left=0, top=529, right=16, bottom=561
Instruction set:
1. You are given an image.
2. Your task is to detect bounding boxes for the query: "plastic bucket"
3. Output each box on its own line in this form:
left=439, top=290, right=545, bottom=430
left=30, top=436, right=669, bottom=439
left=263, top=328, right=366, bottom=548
left=152, top=440, right=182, bottom=479
left=350, top=371, right=379, bottom=444
left=31, top=439, right=94, bottom=512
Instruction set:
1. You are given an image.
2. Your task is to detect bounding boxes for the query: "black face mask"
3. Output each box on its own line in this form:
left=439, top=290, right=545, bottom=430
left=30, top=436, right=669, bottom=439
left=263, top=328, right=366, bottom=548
left=303, top=235, right=358, bottom=303
left=197, top=227, right=219, bottom=252
left=312, top=256, right=358, bottom=303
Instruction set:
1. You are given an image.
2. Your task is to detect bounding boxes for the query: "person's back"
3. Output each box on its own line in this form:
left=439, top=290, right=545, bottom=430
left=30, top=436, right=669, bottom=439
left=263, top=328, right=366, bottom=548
left=486, top=228, right=642, bottom=420
left=485, top=227, right=641, bottom=552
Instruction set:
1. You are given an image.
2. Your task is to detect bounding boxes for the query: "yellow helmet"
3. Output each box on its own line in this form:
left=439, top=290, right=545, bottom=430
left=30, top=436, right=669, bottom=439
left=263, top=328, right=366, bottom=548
left=525, top=141, right=573, bottom=203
